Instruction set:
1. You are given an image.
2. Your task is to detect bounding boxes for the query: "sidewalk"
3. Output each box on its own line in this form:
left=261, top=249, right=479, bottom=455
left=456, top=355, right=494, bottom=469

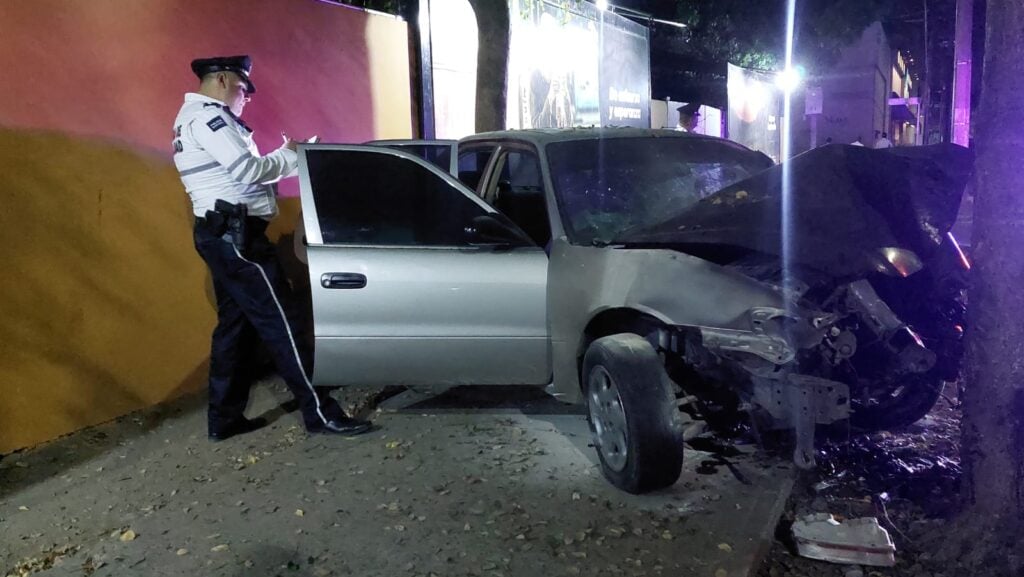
left=1, top=381, right=793, bottom=577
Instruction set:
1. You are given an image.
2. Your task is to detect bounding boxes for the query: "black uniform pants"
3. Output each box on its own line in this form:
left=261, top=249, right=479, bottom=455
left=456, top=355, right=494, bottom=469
left=193, top=217, right=344, bottom=431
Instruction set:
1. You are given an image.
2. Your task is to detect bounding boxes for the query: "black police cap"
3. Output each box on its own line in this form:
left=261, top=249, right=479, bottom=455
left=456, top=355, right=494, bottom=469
left=676, top=102, right=701, bottom=117
left=190, top=55, right=256, bottom=94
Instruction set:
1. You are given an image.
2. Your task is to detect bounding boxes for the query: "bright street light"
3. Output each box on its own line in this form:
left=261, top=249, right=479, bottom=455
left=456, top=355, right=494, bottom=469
left=775, top=67, right=802, bottom=93
left=596, top=0, right=609, bottom=11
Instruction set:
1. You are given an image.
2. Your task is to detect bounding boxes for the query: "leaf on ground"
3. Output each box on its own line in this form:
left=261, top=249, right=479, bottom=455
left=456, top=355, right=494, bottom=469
left=119, top=529, right=137, bottom=542
left=211, top=544, right=230, bottom=552
left=176, top=548, right=188, bottom=556
left=295, top=509, right=305, bottom=517
left=718, top=543, right=733, bottom=552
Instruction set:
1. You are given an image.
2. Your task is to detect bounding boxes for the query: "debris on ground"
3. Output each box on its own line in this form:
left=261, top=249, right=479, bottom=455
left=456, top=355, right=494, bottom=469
left=758, top=389, right=1024, bottom=577
left=791, top=514, right=895, bottom=567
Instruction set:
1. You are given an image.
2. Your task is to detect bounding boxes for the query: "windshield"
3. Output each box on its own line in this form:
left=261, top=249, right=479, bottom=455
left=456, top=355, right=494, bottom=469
left=546, top=136, right=773, bottom=245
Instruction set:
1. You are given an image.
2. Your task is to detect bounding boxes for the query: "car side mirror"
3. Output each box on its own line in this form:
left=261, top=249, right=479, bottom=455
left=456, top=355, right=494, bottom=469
left=466, top=214, right=534, bottom=248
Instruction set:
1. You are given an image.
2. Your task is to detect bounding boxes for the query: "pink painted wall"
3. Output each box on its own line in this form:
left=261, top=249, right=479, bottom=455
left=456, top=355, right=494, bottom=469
left=0, top=0, right=410, bottom=155
left=0, top=0, right=412, bottom=453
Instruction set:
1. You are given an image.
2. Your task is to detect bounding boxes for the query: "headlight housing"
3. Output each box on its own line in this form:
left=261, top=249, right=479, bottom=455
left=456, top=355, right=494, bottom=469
left=875, top=247, right=924, bottom=277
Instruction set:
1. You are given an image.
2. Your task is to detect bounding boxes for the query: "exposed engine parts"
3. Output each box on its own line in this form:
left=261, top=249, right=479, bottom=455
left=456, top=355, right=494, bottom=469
left=657, top=268, right=962, bottom=470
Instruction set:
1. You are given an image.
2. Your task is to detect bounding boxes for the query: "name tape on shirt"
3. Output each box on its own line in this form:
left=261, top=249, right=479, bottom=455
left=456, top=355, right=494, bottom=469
left=207, top=116, right=228, bottom=132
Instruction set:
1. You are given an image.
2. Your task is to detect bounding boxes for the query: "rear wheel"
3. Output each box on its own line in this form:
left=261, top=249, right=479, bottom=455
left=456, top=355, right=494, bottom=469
left=583, top=334, right=684, bottom=494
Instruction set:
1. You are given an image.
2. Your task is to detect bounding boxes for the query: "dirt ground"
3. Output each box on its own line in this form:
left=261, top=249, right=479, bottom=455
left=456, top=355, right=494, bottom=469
left=1, top=382, right=794, bottom=577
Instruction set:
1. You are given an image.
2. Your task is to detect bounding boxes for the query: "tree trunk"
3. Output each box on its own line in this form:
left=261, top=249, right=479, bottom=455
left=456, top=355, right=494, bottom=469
left=961, top=0, right=1024, bottom=521
left=467, top=0, right=510, bottom=132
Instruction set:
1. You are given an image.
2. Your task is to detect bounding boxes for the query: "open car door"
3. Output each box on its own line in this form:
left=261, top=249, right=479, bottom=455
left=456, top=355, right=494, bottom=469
left=364, top=139, right=459, bottom=175
left=298, top=145, right=551, bottom=387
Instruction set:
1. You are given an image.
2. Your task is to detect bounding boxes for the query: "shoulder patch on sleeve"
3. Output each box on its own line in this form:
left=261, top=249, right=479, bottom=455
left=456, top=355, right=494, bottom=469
left=206, top=116, right=228, bottom=132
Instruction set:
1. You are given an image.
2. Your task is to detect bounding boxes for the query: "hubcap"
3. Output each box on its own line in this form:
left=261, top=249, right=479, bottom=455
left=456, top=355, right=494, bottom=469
left=587, top=366, right=629, bottom=472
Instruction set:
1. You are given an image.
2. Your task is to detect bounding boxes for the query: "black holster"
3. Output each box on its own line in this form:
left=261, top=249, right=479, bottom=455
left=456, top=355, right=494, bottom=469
left=203, top=199, right=249, bottom=251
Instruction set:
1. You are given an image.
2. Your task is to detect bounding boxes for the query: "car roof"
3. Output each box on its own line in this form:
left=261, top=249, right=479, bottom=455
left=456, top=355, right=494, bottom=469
left=458, top=127, right=746, bottom=150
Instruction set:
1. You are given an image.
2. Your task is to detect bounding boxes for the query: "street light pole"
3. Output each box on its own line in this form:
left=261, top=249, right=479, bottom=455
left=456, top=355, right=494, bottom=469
left=950, top=0, right=972, bottom=146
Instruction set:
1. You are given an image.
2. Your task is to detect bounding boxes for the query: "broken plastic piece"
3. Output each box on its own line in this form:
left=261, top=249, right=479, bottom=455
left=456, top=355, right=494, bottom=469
left=791, top=514, right=896, bottom=567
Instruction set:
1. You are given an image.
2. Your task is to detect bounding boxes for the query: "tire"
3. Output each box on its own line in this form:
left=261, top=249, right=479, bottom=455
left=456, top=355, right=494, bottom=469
left=583, top=333, right=684, bottom=494
left=849, top=372, right=945, bottom=432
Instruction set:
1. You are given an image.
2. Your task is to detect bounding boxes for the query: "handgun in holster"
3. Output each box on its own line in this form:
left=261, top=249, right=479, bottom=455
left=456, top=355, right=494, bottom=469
left=205, top=199, right=249, bottom=251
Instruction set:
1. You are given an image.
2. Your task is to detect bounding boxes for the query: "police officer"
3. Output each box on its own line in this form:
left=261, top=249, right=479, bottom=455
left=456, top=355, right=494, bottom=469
left=675, top=103, right=701, bottom=133
left=172, top=55, right=372, bottom=440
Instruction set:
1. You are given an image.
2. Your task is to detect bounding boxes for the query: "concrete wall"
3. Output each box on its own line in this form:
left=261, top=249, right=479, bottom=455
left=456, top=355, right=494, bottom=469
left=795, top=22, right=891, bottom=151
left=0, top=0, right=413, bottom=453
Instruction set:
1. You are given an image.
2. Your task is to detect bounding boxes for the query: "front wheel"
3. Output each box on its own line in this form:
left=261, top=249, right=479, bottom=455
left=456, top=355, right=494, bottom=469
left=849, top=372, right=946, bottom=432
left=583, top=334, right=684, bottom=494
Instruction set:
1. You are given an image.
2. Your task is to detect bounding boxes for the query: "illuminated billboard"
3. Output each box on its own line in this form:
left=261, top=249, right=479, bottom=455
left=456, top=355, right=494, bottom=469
left=507, top=0, right=650, bottom=129
left=727, top=64, right=782, bottom=162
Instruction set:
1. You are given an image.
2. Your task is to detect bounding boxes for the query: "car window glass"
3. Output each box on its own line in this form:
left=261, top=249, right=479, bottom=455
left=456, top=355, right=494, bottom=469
left=306, top=149, right=487, bottom=246
left=381, top=144, right=453, bottom=173
left=493, top=151, right=550, bottom=248
left=457, top=146, right=496, bottom=191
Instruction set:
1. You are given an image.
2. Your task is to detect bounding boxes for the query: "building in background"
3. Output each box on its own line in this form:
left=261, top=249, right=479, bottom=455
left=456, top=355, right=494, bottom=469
left=793, top=22, right=892, bottom=152
left=889, top=50, right=924, bottom=146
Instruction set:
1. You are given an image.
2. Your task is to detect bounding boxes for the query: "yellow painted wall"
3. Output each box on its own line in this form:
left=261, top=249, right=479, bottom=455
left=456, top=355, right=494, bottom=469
left=0, top=1, right=412, bottom=453
left=0, top=131, right=211, bottom=451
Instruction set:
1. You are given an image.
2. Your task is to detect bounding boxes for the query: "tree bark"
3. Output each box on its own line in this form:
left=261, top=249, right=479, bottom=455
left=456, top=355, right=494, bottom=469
left=467, top=0, right=510, bottom=132
left=961, top=0, right=1024, bottom=520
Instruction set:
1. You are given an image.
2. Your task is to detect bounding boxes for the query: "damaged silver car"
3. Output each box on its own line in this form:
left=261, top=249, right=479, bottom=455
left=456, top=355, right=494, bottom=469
left=297, top=129, right=971, bottom=494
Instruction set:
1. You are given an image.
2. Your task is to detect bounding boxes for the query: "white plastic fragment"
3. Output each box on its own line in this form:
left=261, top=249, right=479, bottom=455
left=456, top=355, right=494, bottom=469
left=791, top=514, right=896, bottom=567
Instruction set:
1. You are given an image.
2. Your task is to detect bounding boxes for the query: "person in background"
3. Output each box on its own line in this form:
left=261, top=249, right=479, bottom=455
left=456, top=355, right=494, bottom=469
left=171, top=55, right=373, bottom=441
left=874, top=132, right=893, bottom=148
left=675, top=103, right=701, bottom=133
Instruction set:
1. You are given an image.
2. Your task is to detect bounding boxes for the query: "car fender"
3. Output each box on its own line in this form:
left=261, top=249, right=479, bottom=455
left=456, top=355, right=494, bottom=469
left=547, top=240, right=789, bottom=402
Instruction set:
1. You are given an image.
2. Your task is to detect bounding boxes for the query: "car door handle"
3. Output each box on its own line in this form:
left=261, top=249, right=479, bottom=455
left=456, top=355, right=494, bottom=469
left=321, top=273, right=367, bottom=289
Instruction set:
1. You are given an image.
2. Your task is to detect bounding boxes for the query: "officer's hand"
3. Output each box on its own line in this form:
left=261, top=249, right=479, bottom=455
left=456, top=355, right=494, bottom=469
left=282, top=132, right=301, bottom=151
left=282, top=133, right=320, bottom=151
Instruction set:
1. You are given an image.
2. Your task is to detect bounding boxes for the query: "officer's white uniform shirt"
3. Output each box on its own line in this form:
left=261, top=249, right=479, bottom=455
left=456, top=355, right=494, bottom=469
left=172, top=93, right=297, bottom=219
